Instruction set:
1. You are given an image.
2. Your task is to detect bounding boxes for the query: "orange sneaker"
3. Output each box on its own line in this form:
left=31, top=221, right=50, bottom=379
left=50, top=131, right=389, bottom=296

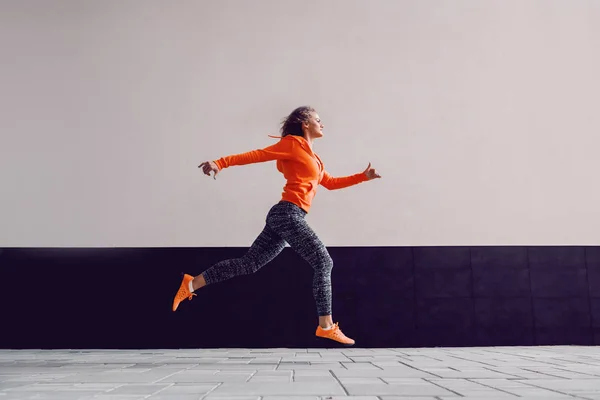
left=315, top=322, right=355, bottom=346
left=172, top=273, right=196, bottom=311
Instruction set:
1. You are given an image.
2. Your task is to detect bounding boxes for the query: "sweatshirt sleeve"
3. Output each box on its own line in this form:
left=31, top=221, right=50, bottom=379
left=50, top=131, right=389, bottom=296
left=320, top=170, right=369, bottom=190
left=213, top=138, right=294, bottom=170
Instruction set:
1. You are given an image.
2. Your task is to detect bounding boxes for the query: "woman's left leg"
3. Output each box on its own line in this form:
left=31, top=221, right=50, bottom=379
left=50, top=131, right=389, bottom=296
left=266, top=202, right=355, bottom=345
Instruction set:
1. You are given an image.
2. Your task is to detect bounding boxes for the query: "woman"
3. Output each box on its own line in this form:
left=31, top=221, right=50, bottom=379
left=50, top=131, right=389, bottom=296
left=172, top=106, right=381, bottom=345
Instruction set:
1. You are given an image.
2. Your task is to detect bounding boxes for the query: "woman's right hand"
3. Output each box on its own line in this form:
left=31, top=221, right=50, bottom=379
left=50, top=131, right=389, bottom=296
left=198, top=161, right=219, bottom=179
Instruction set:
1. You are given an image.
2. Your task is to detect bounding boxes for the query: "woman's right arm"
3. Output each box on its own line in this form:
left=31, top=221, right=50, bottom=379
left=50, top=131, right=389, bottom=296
left=198, top=138, right=293, bottom=179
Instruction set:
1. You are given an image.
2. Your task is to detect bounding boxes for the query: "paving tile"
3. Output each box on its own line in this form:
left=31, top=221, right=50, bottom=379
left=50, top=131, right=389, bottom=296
left=189, top=364, right=271, bottom=370
left=334, top=367, right=436, bottom=378
left=203, top=396, right=261, bottom=400
left=147, top=396, right=201, bottom=400
left=105, top=384, right=170, bottom=395
left=340, top=362, right=381, bottom=370
left=3, top=383, right=108, bottom=392
left=262, top=397, right=319, bottom=400
left=248, top=376, right=291, bottom=382
left=50, top=372, right=174, bottom=383
left=380, top=398, right=441, bottom=400
left=150, top=383, right=218, bottom=394
left=293, top=370, right=333, bottom=377
left=516, top=378, right=600, bottom=392
left=0, top=382, right=34, bottom=391
left=418, top=368, right=518, bottom=379
left=436, top=396, right=519, bottom=399
left=156, top=372, right=248, bottom=383
left=321, top=397, right=380, bottom=400
left=277, top=363, right=344, bottom=370
left=248, top=358, right=281, bottom=364
left=338, top=378, right=385, bottom=385
left=344, top=380, right=455, bottom=396
left=10, top=391, right=104, bottom=398
left=572, top=395, right=600, bottom=400
left=251, top=370, right=291, bottom=376
left=293, top=376, right=338, bottom=383
left=503, top=387, right=578, bottom=398
left=210, top=382, right=345, bottom=396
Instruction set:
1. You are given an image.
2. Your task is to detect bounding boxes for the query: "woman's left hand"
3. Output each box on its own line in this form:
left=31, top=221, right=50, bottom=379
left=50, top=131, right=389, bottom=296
left=363, top=162, right=381, bottom=180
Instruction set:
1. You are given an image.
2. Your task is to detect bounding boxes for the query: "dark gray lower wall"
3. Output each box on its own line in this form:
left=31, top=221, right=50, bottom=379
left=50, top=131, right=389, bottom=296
left=1, top=246, right=599, bottom=348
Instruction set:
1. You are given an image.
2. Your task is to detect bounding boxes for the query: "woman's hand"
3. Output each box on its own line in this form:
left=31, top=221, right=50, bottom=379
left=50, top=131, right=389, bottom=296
left=198, top=161, right=219, bottom=179
left=363, top=162, right=381, bottom=180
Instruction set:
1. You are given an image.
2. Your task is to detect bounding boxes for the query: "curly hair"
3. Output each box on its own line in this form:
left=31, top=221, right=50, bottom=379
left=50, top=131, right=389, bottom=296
left=280, top=106, right=315, bottom=137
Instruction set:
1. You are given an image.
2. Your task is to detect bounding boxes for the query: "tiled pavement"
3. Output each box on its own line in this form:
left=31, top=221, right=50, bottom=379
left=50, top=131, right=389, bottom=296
left=1, top=346, right=600, bottom=399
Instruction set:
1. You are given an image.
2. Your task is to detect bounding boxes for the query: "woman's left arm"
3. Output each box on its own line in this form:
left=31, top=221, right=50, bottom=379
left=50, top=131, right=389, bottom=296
left=320, top=162, right=381, bottom=190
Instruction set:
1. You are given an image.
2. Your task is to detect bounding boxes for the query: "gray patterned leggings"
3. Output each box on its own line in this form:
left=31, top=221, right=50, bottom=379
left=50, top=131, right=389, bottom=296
left=202, top=201, right=334, bottom=316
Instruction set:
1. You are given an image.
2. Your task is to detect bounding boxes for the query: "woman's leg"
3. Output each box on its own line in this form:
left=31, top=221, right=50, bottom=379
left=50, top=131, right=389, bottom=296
left=266, top=204, right=333, bottom=320
left=266, top=202, right=354, bottom=345
left=172, top=222, right=286, bottom=311
left=195, top=223, right=286, bottom=289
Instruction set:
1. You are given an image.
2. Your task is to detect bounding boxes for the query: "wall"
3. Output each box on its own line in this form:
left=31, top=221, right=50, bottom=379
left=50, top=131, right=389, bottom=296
left=1, top=1, right=600, bottom=247
left=1, top=245, right=598, bottom=349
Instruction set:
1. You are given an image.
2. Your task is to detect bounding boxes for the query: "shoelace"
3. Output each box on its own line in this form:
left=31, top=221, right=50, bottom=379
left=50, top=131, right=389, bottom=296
left=177, top=288, right=196, bottom=301
left=329, top=323, right=344, bottom=338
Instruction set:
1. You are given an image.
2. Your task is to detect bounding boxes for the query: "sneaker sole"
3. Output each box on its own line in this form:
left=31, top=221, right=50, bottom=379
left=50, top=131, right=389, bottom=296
left=315, top=336, right=355, bottom=347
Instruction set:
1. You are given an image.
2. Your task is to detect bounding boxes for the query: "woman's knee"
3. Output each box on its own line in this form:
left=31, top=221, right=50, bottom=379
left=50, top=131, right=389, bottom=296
left=320, top=253, right=334, bottom=274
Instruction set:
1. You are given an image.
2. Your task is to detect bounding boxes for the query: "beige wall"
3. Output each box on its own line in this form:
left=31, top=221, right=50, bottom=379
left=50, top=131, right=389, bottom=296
left=1, top=0, right=599, bottom=247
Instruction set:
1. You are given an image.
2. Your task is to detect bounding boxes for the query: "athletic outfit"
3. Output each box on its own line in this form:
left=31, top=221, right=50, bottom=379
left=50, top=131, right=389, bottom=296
left=172, top=134, right=369, bottom=345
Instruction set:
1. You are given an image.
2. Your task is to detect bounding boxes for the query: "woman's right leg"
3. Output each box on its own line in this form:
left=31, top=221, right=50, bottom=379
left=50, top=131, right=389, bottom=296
left=172, top=221, right=286, bottom=311
left=195, top=223, right=286, bottom=289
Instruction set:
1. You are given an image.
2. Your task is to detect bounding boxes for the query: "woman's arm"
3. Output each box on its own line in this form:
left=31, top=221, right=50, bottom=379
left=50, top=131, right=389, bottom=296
left=320, top=162, right=381, bottom=190
left=213, top=139, right=294, bottom=169
left=199, top=138, right=294, bottom=179
left=320, top=170, right=368, bottom=190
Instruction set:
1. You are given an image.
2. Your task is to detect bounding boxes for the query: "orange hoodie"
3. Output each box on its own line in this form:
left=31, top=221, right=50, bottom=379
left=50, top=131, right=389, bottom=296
left=213, top=135, right=369, bottom=213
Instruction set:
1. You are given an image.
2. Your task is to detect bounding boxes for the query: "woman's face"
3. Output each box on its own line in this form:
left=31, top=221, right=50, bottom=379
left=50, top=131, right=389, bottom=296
left=303, top=112, right=324, bottom=139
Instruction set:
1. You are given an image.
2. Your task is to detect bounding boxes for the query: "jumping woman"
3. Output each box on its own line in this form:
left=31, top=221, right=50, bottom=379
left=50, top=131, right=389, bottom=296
left=172, top=106, right=381, bottom=345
